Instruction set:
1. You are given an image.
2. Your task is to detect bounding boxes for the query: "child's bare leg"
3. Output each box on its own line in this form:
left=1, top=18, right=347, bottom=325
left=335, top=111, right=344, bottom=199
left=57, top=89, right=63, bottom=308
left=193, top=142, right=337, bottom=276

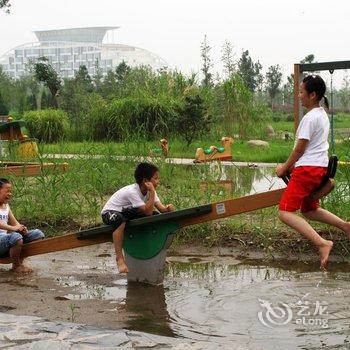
left=279, top=210, right=333, bottom=268
left=10, top=239, right=32, bottom=273
left=303, top=208, right=350, bottom=238
left=112, top=222, right=129, bottom=273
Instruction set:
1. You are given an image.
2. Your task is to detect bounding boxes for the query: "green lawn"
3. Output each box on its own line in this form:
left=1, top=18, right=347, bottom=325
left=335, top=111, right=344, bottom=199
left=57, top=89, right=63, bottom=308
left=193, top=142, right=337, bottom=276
left=41, top=138, right=293, bottom=163
left=39, top=114, right=350, bottom=163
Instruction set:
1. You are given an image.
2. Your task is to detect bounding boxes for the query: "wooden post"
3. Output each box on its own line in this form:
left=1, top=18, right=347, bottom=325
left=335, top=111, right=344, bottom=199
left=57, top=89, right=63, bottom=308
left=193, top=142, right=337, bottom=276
left=293, top=63, right=301, bottom=131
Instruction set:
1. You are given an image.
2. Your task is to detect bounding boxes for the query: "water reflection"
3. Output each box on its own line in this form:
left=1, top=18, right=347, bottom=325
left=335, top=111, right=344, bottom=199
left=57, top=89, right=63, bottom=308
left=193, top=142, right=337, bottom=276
left=55, top=260, right=350, bottom=349
left=165, top=261, right=350, bottom=348
left=125, top=282, right=175, bottom=337
left=191, top=164, right=285, bottom=198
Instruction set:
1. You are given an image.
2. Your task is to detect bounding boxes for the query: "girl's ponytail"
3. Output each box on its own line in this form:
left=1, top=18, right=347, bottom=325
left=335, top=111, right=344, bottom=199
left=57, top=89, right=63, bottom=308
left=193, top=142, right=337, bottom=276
left=323, top=95, right=329, bottom=110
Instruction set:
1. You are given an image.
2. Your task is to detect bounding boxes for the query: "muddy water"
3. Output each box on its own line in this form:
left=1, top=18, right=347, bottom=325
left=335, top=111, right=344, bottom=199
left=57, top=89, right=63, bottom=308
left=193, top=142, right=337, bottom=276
left=194, top=164, right=286, bottom=196
left=1, top=166, right=349, bottom=348
left=50, top=255, right=350, bottom=349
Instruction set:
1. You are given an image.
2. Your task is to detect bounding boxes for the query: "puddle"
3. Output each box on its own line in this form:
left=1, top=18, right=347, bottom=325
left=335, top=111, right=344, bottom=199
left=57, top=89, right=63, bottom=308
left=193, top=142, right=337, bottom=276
left=56, top=275, right=127, bottom=301
left=51, top=259, right=350, bottom=349
left=193, top=165, right=285, bottom=197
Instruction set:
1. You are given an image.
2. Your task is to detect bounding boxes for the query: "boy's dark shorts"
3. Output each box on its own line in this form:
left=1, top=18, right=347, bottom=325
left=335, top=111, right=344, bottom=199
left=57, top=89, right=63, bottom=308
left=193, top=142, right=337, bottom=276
left=102, top=207, right=146, bottom=229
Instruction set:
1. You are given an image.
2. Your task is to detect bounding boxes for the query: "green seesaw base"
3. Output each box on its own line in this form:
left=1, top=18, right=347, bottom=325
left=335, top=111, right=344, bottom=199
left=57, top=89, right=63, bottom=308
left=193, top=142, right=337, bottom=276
left=76, top=204, right=212, bottom=260
left=124, top=221, right=179, bottom=260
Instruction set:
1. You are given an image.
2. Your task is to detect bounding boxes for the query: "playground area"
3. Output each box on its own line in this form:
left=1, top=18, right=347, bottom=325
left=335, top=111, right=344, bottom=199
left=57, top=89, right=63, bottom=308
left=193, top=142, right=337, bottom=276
left=0, top=55, right=350, bottom=348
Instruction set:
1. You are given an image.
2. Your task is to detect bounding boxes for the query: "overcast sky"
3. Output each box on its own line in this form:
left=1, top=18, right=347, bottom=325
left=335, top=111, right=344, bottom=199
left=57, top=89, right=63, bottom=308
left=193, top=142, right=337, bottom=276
left=1, top=0, right=349, bottom=86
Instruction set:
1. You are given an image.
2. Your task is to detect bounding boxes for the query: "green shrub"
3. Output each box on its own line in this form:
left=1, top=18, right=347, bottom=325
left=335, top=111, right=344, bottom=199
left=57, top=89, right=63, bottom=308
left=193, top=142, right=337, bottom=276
left=175, top=94, right=212, bottom=145
left=221, top=74, right=269, bottom=138
left=271, top=112, right=281, bottom=122
left=89, top=96, right=183, bottom=141
left=8, top=110, right=22, bottom=120
left=23, top=109, right=69, bottom=142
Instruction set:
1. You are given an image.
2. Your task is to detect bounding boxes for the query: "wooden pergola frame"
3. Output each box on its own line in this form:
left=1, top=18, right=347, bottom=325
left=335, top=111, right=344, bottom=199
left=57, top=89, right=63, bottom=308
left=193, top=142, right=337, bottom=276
left=293, top=60, right=350, bottom=130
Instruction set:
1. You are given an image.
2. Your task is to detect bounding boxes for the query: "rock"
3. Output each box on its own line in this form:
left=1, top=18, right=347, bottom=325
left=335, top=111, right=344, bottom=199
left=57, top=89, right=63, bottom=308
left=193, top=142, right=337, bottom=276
left=266, top=125, right=275, bottom=138
left=247, top=140, right=269, bottom=148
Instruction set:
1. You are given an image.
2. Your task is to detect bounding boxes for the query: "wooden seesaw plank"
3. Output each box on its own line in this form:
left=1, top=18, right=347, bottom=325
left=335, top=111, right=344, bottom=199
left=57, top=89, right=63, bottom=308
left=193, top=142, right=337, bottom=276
left=180, top=188, right=284, bottom=227
left=0, top=188, right=285, bottom=263
left=0, top=162, right=69, bottom=177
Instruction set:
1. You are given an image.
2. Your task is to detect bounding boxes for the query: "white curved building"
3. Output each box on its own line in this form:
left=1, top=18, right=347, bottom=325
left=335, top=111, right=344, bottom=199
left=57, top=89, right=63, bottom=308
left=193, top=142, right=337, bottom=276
left=0, top=26, right=168, bottom=79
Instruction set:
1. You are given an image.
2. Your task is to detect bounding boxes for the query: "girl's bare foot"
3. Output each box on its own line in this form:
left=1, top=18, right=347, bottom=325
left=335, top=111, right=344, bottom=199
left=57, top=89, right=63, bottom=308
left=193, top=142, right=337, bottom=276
left=117, top=258, right=129, bottom=274
left=319, top=240, right=333, bottom=269
left=11, top=264, right=33, bottom=274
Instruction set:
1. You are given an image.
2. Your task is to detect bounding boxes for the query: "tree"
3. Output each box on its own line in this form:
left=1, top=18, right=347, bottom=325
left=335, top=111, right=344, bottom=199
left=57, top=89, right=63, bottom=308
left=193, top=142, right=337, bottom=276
left=92, top=60, right=103, bottom=93
left=221, top=73, right=259, bottom=137
left=221, top=40, right=236, bottom=78
left=282, top=73, right=294, bottom=106
left=34, top=57, right=61, bottom=108
left=265, top=65, right=282, bottom=108
left=0, top=92, right=8, bottom=115
left=339, top=73, right=350, bottom=112
left=237, top=50, right=263, bottom=92
left=200, top=35, right=213, bottom=88
left=300, top=54, right=318, bottom=76
left=74, top=65, right=93, bottom=92
left=115, top=61, right=131, bottom=86
left=300, top=54, right=315, bottom=64
left=0, top=0, right=11, bottom=13
left=100, top=70, right=118, bottom=99
left=176, top=94, right=211, bottom=146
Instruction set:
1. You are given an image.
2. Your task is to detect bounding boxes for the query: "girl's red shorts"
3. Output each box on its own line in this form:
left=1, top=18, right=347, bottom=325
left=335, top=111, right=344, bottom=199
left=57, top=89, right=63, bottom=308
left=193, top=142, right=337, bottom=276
left=279, top=166, right=327, bottom=212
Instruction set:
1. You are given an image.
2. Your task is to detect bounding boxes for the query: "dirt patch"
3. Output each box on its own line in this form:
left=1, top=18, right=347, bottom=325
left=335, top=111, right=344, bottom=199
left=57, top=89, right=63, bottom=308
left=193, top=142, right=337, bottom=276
left=0, top=243, right=131, bottom=330
left=0, top=237, right=349, bottom=330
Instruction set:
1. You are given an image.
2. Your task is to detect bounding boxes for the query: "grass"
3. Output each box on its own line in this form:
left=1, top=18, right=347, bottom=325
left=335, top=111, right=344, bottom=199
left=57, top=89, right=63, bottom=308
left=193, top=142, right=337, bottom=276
left=5, top=114, right=350, bottom=258
left=40, top=114, right=350, bottom=163
left=6, top=152, right=350, bottom=258
left=41, top=138, right=293, bottom=163
left=41, top=137, right=350, bottom=164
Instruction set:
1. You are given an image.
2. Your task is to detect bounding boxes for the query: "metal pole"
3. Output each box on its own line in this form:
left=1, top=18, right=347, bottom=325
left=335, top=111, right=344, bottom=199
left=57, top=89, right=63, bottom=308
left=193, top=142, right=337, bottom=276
left=329, top=70, right=335, bottom=155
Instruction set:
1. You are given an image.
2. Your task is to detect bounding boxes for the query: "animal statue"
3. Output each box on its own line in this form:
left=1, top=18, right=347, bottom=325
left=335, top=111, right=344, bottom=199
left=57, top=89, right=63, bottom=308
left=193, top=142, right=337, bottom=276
left=194, top=136, right=233, bottom=163
left=149, top=138, right=169, bottom=157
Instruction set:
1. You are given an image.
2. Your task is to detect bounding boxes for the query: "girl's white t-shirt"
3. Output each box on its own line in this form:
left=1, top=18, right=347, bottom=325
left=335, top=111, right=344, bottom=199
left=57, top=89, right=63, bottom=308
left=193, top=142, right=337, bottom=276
left=0, top=204, right=10, bottom=237
left=101, top=183, right=160, bottom=213
left=294, top=107, right=329, bottom=168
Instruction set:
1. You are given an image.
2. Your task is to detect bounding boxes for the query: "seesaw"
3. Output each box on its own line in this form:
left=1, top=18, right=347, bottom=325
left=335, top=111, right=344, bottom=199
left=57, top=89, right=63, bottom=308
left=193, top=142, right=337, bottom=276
left=0, top=161, right=69, bottom=177
left=0, top=188, right=284, bottom=284
left=0, top=158, right=336, bottom=284
left=194, top=136, right=233, bottom=163
left=149, top=139, right=169, bottom=157
left=282, top=156, right=338, bottom=201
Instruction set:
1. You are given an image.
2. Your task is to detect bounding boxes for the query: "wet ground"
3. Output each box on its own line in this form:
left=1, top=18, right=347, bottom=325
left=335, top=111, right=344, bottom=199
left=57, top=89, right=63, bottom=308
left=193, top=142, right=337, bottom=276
left=1, top=243, right=350, bottom=349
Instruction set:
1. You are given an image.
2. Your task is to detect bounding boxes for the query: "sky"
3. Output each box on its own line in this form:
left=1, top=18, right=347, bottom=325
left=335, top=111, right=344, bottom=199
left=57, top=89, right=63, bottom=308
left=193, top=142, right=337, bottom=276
left=0, top=0, right=349, bottom=86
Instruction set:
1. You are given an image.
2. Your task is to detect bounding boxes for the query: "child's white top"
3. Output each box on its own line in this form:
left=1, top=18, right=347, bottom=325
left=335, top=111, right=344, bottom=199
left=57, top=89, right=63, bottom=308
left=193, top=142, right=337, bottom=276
left=295, top=107, right=329, bottom=168
left=101, top=183, right=160, bottom=213
left=0, top=204, right=10, bottom=237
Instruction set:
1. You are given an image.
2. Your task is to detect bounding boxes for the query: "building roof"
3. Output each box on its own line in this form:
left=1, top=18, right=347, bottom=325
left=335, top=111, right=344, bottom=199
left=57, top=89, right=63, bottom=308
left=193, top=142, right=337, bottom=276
left=34, top=26, right=119, bottom=44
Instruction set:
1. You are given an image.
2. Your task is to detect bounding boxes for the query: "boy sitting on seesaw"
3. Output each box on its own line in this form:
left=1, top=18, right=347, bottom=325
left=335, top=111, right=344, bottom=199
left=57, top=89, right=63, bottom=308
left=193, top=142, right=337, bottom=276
left=101, top=162, right=174, bottom=273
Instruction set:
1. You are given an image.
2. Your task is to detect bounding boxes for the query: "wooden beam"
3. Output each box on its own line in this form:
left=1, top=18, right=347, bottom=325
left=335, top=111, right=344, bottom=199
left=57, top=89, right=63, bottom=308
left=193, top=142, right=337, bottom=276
left=299, top=60, right=350, bottom=72
left=0, top=188, right=285, bottom=262
left=180, top=188, right=284, bottom=227
left=19, top=231, right=113, bottom=259
left=293, top=63, right=301, bottom=131
left=0, top=162, right=68, bottom=177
